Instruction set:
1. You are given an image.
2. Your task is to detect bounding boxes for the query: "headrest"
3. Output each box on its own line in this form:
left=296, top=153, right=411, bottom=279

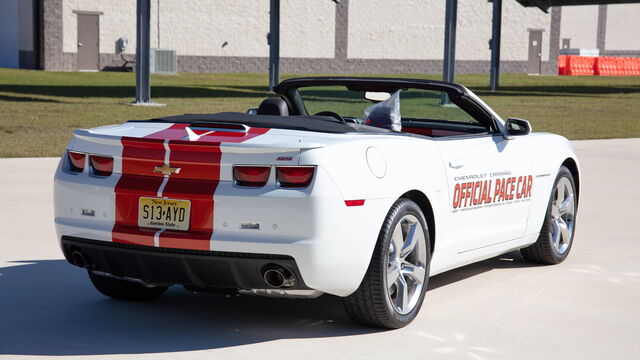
left=257, top=97, right=289, bottom=116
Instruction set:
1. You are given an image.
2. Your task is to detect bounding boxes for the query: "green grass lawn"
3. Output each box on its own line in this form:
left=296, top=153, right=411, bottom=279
left=1, top=68, right=639, bottom=157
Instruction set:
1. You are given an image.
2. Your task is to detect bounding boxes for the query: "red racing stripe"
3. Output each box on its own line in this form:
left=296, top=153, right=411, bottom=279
left=113, top=124, right=188, bottom=245
left=157, top=143, right=220, bottom=250
left=112, top=138, right=166, bottom=246
left=157, top=127, right=269, bottom=250
left=112, top=123, right=269, bottom=251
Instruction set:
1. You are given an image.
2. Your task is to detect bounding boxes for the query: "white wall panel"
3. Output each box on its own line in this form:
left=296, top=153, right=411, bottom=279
left=500, top=0, right=551, bottom=62
left=280, top=0, right=335, bottom=58
left=605, top=4, right=640, bottom=51
left=560, top=5, right=599, bottom=50
left=56, top=0, right=630, bottom=64
left=348, top=0, right=444, bottom=60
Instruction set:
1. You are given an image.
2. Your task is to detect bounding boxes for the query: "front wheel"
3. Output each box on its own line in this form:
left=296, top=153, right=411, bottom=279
left=521, top=165, right=577, bottom=264
left=343, top=199, right=430, bottom=329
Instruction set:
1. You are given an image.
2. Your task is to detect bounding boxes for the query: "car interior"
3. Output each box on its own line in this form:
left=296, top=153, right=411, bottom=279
left=253, top=92, right=493, bottom=138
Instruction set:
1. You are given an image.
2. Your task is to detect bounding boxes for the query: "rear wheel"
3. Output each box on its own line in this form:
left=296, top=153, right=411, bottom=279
left=88, top=271, right=168, bottom=301
left=521, top=166, right=577, bottom=264
left=343, top=199, right=430, bottom=329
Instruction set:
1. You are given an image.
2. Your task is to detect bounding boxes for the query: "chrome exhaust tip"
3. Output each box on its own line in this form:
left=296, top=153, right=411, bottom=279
left=262, top=265, right=296, bottom=288
left=71, top=251, right=87, bottom=268
left=263, top=269, right=286, bottom=288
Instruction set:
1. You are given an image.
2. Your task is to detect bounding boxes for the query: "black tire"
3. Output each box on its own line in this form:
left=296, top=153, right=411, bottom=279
left=343, top=198, right=431, bottom=329
left=521, top=166, right=577, bottom=264
left=88, top=271, right=168, bottom=301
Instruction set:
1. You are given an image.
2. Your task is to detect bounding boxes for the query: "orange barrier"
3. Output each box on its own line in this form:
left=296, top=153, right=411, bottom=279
left=594, top=57, right=617, bottom=75
left=558, top=55, right=568, bottom=75
left=623, top=57, right=640, bottom=76
left=560, top=56, right=640, bottom=76
left=621, top=58, right=631, bottom=75
left=565, top=55, right=595, bottom=76
left=615, top=58, right=626, bottom=75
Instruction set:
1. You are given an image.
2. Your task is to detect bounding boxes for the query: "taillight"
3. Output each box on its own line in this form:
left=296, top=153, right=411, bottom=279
left=233, top=166, right=270, bottom=187
left=67, top=151, right=85, bottom=172
left=89, top=155, right=113, bottom=176
left=277, top=166, right=315, bottom=188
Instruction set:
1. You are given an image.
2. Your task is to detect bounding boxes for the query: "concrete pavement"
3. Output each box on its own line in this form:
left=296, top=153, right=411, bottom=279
left=1, top=138, right=639, bottom=359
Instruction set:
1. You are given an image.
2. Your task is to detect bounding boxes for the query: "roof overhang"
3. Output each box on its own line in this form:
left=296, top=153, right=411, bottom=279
left=515, top=0, right=640, bottom=12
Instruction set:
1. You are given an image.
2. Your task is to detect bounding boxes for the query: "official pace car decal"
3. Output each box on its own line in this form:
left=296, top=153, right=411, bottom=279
left=451, top=171, right=533, bottom=213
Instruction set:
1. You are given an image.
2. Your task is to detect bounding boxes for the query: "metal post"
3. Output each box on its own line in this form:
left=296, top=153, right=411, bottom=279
left=268, top=0, right=280, bottom=90
left=442, top=0, right=457, bottom=104
left=135, top=0, right=151, bottom=103
left=490, top=0, right=502, bottom=91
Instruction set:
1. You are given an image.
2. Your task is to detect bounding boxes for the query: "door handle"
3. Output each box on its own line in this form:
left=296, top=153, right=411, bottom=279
left=78, top=42, right=84, bottom=47
left=449, top=161, right=464, bottom=169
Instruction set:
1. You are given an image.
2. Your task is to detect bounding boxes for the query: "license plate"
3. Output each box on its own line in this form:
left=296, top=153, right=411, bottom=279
left=138, top=197, right=191, bottom=231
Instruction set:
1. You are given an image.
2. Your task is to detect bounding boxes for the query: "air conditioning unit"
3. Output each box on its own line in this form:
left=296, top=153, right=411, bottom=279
left=150, top=48, right=177, bottom=74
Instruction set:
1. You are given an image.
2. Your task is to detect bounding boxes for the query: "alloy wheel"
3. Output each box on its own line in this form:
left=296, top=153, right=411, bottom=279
left=386, top=214, right=428, bottom=315
left=549, top=177, right=576, bottom=254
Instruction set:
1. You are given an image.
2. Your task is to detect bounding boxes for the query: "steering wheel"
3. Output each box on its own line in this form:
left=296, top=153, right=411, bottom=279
left=314, top=111, right=346, bottom=123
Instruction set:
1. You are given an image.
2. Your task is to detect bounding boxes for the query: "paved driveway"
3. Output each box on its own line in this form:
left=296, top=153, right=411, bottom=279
left=1, top=139, right=639, bottom=360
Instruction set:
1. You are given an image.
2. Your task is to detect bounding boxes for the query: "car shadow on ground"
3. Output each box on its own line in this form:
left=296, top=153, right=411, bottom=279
left=428, top=251, right=542, bottom=291
left=0, top=251, right=539, bottom=356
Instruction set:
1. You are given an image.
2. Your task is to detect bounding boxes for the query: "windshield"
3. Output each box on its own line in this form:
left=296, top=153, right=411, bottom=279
left=296, top=85, right=480, bottom=126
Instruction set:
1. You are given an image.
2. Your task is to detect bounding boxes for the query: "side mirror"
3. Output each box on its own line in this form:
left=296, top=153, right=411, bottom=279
left=504, top=117, right=532, bottom=139
left=246, top=108, right=258, bottom=115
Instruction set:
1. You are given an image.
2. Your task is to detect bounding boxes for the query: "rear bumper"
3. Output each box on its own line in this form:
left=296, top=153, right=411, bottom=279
left=61, top=236, right=310, bottom=290
left=55, top=158, right=393, bottom=297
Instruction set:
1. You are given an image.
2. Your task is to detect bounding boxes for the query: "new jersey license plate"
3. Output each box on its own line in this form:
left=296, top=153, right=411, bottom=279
left=138, top=197, right=191, bottom=231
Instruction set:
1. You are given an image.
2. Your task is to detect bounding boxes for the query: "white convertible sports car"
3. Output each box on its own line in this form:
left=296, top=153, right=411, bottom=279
left=54, top=77, right=580, bottom=328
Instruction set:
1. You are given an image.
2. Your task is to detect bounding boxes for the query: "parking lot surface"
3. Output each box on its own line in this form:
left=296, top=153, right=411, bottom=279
left=1, top=138, right=639, bottom=359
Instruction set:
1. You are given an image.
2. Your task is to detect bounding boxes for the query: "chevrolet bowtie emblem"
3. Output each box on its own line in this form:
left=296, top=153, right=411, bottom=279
left=154, top=164, right=181, bottom=176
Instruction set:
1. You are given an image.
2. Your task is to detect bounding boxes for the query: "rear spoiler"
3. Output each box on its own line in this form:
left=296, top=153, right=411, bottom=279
left=220, top=142, right=324, bottom=153
left=71, top=129, right=325, bottom=154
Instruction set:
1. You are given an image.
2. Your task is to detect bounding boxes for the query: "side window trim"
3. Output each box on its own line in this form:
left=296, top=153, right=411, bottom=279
left=451, top=94, right=498, bottom=132
left=433, top=132, right=497, bottom=141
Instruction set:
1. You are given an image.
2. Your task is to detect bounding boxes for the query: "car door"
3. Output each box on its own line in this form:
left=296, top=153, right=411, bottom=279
left=436, top=133, right=534, bottom=253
